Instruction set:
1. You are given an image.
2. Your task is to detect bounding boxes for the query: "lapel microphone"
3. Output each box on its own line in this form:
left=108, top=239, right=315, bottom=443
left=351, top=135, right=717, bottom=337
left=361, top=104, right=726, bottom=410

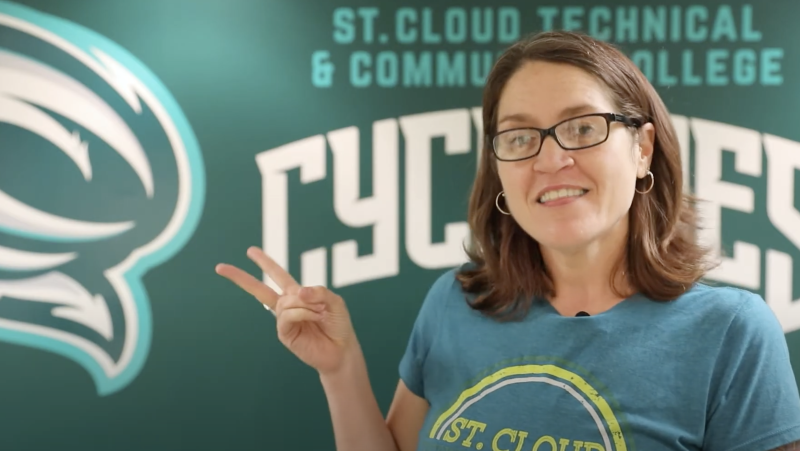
left=575, top=311, right=590, bottom=317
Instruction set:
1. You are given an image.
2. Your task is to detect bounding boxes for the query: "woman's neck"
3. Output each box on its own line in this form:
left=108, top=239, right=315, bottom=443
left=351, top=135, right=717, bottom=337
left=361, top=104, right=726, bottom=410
left=541, top=219, right=633, bottom=316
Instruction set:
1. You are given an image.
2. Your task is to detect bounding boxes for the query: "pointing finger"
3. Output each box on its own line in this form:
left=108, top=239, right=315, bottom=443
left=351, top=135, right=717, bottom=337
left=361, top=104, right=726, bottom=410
left=246, top=247, right=300, bottom=295
left=215, top=263, right=279, bottom=310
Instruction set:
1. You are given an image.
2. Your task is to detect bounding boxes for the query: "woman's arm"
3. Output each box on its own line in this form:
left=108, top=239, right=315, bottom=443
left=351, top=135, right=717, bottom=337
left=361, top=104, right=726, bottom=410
left=320, top=342, right=429, bottom=451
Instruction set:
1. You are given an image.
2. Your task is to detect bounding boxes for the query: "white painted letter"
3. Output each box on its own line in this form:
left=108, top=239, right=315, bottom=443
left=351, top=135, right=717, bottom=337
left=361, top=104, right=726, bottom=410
left=327, top=119, right=399, bottom=288
left=255, top=136, right=327, bottom=293
left=763, top=133, right=800, bottom=333
left=691, top=118, right=761, bottom=289
left=400, top=109, right=471, bottom=268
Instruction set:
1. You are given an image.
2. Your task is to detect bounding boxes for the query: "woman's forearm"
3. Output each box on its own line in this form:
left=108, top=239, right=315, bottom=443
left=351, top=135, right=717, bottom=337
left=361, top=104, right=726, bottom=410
left=319, top=342, right=399, bottom=451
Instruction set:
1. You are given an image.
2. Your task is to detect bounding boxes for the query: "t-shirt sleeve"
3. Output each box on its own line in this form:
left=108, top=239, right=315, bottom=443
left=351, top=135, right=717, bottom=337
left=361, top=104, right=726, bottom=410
left=398, top=268, right=455, bottom=400
left=704, top=290, right=800, bottom=451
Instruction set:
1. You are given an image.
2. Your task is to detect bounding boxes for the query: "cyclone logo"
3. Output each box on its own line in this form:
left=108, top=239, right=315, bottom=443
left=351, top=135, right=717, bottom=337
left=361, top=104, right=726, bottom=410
left=0, top=1, right=204, bottom=395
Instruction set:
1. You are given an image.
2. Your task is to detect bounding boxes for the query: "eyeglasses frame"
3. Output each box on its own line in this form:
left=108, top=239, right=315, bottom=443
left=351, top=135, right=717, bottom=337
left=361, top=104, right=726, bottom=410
left=489, top=112, right=644, bottom=162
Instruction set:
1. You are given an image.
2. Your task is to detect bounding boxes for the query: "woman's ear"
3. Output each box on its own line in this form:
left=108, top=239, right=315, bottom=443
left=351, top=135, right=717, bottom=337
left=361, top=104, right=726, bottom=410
left=636, top=122, right=656, bottom=176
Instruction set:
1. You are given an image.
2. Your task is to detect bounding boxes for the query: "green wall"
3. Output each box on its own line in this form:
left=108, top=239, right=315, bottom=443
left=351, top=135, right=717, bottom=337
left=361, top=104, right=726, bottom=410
left=0, top=0, right=798, bottom=449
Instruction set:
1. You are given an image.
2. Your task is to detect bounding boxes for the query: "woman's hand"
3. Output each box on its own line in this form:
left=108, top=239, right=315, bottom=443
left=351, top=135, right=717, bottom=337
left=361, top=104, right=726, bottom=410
left=216, top=246, right=356, bottom=375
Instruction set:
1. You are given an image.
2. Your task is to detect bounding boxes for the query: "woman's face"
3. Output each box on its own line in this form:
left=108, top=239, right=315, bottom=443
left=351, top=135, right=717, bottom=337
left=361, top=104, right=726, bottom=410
left=494, top=60, right=655, bottom=254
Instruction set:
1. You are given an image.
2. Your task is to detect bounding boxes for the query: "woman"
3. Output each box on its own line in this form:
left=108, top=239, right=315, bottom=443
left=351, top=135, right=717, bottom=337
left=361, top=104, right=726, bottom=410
left=216, top=31, right=800, bottom=450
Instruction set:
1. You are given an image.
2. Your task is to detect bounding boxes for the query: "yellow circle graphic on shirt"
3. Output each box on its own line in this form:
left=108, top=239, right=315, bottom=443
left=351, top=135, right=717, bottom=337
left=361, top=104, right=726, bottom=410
left=429, top=364, right=627, bottom=451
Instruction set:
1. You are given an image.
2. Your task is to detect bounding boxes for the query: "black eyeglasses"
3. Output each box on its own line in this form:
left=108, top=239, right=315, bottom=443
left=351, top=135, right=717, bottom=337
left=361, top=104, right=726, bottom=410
left=490, top=112, right=643, bottom=162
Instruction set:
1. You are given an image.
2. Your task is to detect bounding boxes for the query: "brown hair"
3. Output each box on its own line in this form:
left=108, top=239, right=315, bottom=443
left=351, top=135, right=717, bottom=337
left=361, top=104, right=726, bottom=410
left=457, top=30, right=715, bottom=319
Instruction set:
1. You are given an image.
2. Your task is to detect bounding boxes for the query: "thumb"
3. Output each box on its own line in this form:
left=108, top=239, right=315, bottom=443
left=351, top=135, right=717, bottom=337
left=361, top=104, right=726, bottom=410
left=298, top=286, right=315, bottom=303
left=298, top=286, right=328, bottom=304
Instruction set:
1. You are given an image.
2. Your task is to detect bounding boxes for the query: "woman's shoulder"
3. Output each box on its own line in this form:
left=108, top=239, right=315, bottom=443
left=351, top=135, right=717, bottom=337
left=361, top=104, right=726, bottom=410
left=682, top=284, right=800, bottom=447
left=681, top=282, right=771, bottom=315
left=673, top=282, right=784, bottom=340
left=415, top=263, right=479, bottom=317
left=421, top=264, right=471, bottom=303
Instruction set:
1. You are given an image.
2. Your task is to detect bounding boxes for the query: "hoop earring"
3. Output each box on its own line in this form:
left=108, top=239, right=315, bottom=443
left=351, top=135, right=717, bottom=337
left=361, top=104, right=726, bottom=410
left=636, top=170, right=654, bottom=194
left=495, top=191, right=510, bottom=215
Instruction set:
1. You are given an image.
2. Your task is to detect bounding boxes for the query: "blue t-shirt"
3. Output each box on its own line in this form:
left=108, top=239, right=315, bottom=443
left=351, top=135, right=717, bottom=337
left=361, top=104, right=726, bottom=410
left=399, top=267, right=800, bottom=451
